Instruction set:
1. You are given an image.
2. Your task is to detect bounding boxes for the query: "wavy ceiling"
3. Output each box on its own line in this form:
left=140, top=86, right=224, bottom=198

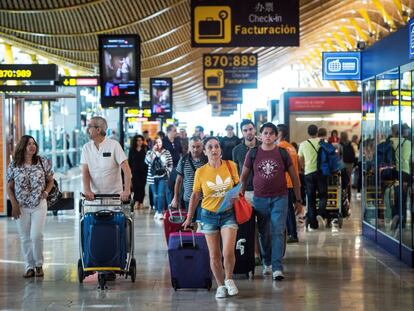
left=0, top=0, right=412, bottom=111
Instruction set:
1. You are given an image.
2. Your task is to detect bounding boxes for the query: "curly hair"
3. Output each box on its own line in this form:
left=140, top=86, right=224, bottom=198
left=13, top=135, right=40, bottom=166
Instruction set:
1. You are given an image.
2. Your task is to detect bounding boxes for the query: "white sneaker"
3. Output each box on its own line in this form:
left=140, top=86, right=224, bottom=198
left=215, top=285, right=228, bottom=299
left=224, top=279, right=239, bottom=296
left=153, top=212, right=159, bottom=219
left=273, top=270, right=285, bottom=281
left=317, top=215, right=326, bottom=229
left=263, top=265, right=272, bottom=275
left=158, top=213, right=165, bottom=220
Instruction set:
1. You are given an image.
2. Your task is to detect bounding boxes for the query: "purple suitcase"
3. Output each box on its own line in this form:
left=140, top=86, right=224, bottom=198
left=168, top=231, right=212, bottom=290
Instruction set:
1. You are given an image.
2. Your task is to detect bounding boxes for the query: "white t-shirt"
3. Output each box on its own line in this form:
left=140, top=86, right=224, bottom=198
left=80, top=137, right=127, bottom=194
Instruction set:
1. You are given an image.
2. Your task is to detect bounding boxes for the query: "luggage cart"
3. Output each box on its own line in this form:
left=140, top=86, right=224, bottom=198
left=78, top=194, right=136, bottom=289
left=325, top=172, right=344, bottom=228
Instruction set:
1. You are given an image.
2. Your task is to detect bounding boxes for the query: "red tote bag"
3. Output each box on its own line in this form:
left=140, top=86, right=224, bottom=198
left=234, top=193, right=253, bottom=225
left=224, top=160, right=253, bottom=224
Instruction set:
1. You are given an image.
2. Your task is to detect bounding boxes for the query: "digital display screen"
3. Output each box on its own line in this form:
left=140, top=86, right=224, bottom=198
left=99, top=34, right=141, bottom=108
left=0, top=64, right=57, bottom=81
left=150, top=78, right=173, bottom=118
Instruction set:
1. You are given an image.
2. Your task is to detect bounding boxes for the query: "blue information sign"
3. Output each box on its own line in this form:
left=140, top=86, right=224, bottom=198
left=322, top=52, right=361, bottom=80
left=409, top=19, right=414, bottom=59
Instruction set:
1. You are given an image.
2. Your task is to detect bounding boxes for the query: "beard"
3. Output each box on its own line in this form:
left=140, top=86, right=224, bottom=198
left=245, top=135, right=255, bottom=142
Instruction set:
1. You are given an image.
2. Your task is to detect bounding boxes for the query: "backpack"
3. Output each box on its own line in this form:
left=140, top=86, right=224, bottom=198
left=249, top=146, right=290, bottom=173
left=308, top=139, right=340, bottom=176
left=377, top=138, right=398, bottom=180
left=342, top=142, right=356, bottom=164
left=151, top=155, right=167, bottom=177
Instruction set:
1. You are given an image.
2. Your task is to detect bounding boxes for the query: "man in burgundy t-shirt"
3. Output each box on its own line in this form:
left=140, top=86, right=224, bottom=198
left=240, top=122, right=302, bottom=281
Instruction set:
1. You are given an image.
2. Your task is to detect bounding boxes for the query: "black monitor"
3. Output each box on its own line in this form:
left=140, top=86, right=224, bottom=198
left=99, top=34, right=141, bottom=108
left=150, top=77, right=173, bottom=118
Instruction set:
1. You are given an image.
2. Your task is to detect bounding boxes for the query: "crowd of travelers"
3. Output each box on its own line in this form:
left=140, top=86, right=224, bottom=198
left=7, top=116, right=360, bottom=299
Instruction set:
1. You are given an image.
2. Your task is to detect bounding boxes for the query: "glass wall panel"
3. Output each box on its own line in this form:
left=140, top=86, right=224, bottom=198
left=362, top=79, right=376, bottom=226
left=376, top=69, right=400, bottom=238
left=399, top=70, right=412, bottom=249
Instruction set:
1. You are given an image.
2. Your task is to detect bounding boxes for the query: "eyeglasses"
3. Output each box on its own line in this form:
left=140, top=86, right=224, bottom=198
left=87, top=125, right=99, bottom=129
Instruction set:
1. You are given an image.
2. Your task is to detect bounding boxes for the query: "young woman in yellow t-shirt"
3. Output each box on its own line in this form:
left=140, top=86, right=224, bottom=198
left=183, top=136, right=239, bottom=299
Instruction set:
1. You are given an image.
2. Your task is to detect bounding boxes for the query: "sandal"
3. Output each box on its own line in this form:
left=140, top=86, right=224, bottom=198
left=23, top=269, right=35, bottom=278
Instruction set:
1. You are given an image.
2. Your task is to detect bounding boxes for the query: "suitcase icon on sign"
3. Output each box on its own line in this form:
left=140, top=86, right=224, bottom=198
left=205, top=69, right=224, bottom=88
left=199, top=10, right=229, bottom=39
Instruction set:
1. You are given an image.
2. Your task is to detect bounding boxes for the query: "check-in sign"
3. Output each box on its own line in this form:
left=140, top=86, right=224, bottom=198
left=207, top=88, right=242, bottom=105
left=322, top=52, right=361, bottom=80
left=192, top=0, right=299, bottom=47
left=409, top=19, right=414, bottom=59
left=203, top=54, right=258, bottom=89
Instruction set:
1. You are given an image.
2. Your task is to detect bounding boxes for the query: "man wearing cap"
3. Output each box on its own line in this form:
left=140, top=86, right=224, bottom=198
left=220, top=124, right=241, bottom=160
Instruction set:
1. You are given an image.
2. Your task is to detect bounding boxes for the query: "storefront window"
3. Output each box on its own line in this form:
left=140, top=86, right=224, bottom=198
left=362, top=79, right=376, bottom=226
left=376, top=69, right=400, bottom=238
left=399, top=69, right=412, bottom=249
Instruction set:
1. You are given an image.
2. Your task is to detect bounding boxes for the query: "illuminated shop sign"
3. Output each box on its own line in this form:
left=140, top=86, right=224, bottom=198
left=203, top=54, right=257, bottom=89
left=191, top=0, right=299, bottom=47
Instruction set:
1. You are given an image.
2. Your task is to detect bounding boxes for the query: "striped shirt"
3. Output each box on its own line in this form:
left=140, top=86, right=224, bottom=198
left=145, top=149, right=173, bottom=185
left=176, top=154, right=207, bottom=201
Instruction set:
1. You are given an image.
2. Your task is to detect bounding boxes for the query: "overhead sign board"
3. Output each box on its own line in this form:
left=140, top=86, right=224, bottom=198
left=322, top=52, right=361, bottom=80
left=0, top=64, right=58, bottom=81
left=203, top=54, right=257, bottom=89
left=191, top=0, right=299, bottom=47
left=207, top=88, right=242, bottom=105
left=58, top=76, right=99, bottom=87
left=409, top=18, right=414, bottom=59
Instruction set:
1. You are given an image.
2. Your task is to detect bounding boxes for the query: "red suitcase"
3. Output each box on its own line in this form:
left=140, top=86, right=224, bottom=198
left=163, top=207, right=187, bottom=244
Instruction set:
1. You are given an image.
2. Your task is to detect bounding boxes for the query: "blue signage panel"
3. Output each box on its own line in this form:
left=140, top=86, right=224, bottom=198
left=409, top=18, right=414, bottom=59
left=322, top=52, right=361, bottom=80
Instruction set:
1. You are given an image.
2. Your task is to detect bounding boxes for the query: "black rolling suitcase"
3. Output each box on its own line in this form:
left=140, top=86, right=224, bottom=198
left=233, top=214, right=256, bottom=278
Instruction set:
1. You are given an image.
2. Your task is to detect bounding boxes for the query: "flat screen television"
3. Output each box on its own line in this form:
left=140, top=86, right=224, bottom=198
left=150, top=77, right=173, bottom=118
left=99, top=34, right=141, bottom=108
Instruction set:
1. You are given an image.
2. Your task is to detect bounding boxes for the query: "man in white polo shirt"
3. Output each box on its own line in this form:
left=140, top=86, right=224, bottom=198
left=81, top=116, right=131, bottom=201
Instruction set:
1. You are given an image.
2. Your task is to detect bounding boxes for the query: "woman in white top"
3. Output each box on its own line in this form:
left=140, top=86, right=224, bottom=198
left=145, top=136, right=173, bottom=220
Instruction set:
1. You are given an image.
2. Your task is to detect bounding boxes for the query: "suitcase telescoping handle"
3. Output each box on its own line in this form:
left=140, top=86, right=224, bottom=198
left=168, top=204, right=183, bottom=218
left=178, top=227, right=197, bottom=249
left=80, top=193, right=131, bottom=203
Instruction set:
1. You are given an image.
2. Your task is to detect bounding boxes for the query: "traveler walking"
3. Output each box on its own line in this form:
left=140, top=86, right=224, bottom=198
left=128, top=134, right=148, bottom=209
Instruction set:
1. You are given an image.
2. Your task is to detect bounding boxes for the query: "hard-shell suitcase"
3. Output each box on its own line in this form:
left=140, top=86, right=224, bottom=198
left=163, top=208, right=187, bottom=244
left=82, top=210, right=127, bottom=270
left=168, top=231, right=212, bottom=290
left=233, top=214, right=256, bottom=277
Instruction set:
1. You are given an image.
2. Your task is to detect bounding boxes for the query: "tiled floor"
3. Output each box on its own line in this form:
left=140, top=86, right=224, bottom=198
left=0, top=187, right=413, bottom=310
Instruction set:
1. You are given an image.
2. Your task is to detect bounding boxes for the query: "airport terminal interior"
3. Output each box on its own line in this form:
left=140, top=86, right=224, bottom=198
left=1, top=0, right=414, bottom=310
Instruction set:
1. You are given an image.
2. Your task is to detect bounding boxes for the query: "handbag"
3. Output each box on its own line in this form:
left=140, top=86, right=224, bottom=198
left=224, top=160, right=253, bottom=224
left=39, top=158, right=62, bottom=208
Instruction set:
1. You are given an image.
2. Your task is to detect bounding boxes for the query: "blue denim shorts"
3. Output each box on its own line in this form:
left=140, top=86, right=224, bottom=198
left=199, top=208, right=238, bottom=235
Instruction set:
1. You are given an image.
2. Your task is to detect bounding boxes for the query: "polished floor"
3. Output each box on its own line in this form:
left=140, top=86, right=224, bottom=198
left=1, top=192, right=414, bottom=310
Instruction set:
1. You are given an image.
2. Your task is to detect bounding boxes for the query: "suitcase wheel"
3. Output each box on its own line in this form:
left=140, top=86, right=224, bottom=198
left=77, top=259, right=84, bottom=283
left=129, top=258, right=136, bottom=283
left=338, top=215, right=343, bottom=228
left=172, top=278, right=178, bottom=291
left=98, top=273, right=107, bottom=290
left=206, top=278, right=212, bottom=291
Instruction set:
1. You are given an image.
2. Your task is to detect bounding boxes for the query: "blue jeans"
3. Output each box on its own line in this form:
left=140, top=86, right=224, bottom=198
left=150, top=178, right=166, bottom=214
left=199, top=208, right=238, bottom=235
left=253, top=195, right=288, bottom=271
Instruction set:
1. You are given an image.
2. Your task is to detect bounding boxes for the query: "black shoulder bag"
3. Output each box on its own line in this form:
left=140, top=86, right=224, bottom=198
left=39, top=158, right=62, bottom=208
